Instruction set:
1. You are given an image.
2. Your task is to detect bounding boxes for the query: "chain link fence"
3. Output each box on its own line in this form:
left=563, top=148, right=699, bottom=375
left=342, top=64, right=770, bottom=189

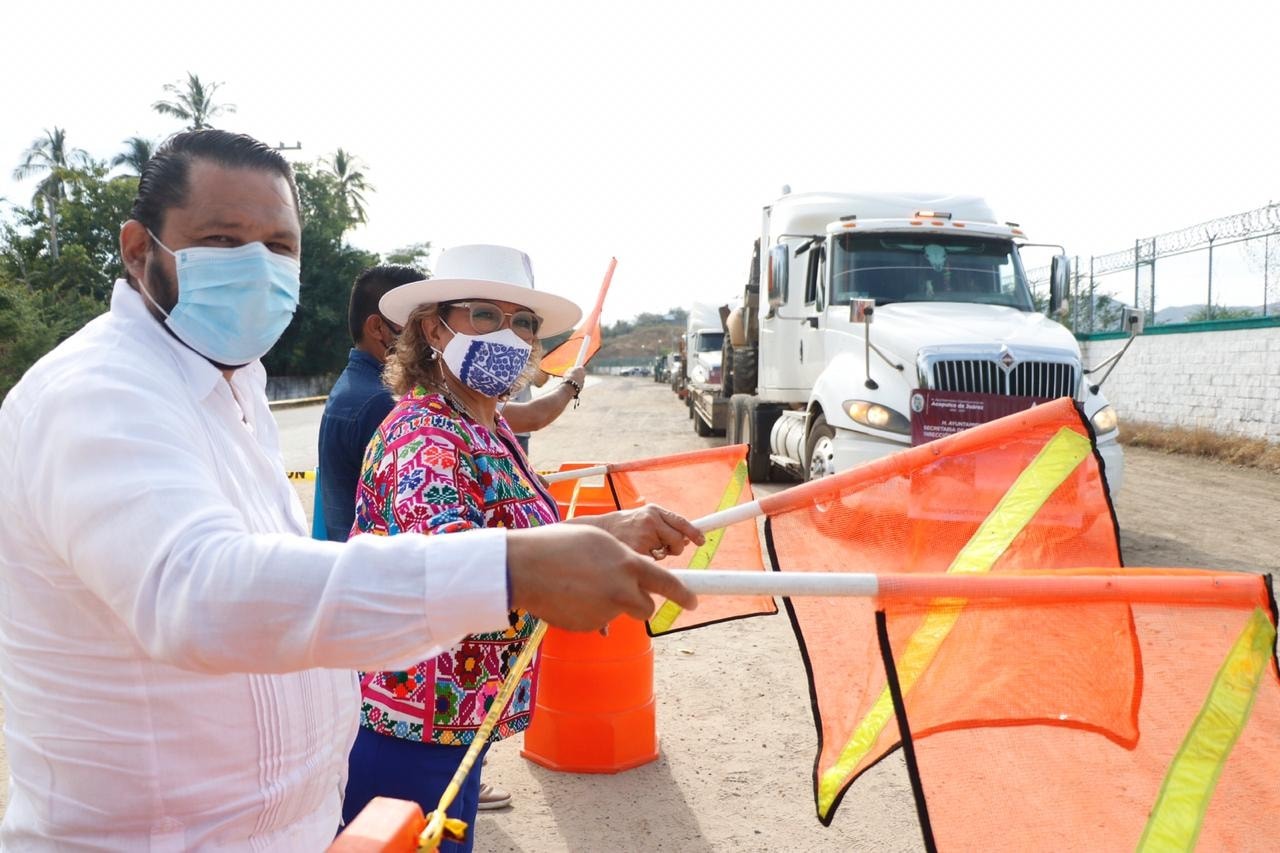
left=1028, top=202, right=1280, bottom=333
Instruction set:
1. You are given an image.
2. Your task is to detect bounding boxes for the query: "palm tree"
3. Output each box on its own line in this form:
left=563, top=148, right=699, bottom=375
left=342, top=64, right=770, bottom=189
left=152, top=73, right=236, bottom=130
left=12, top=127, right=89, bottom=260
left=111, top=136, right=155, bottom=176
left=325, top=148, right=374, bottom=225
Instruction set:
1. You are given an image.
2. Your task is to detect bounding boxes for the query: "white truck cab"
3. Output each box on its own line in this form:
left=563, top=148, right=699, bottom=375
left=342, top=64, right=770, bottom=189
left=723, top=191, right=1127, bottom=494
left=686, top=301, right=729, bottom=435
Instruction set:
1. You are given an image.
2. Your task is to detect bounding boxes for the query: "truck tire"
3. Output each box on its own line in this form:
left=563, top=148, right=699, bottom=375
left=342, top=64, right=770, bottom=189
left=694, top=408, right=714, bottom=437
left=687, top=394, right=695, bottom=418
left=744, top=397, right=783, bottom=483
left=805, top=412, right=837, bottom=481
left=733, top=346, right=758, bottom=396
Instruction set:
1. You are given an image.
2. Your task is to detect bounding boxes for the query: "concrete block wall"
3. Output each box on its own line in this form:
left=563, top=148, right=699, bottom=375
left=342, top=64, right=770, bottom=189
left=1079, top=324, right=1280, bottom=443
left=265, top=373, right=337, bottom=402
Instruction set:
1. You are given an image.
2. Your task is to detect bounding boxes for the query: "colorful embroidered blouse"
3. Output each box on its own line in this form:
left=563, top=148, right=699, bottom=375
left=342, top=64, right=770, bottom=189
left=351, top=388, right=560, bottom=745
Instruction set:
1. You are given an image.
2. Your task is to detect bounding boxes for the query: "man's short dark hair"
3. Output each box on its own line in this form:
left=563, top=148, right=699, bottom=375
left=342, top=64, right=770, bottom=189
left=129, top=129, right=300, bottom=235
left=349, top=265, right=426, bottom=345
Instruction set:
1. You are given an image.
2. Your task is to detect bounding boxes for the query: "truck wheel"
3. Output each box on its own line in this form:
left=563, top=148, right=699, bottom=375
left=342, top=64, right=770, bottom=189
left=733, top=346, right=758, bottom=396
left=805, top=413, right=837, bottom=481
left=687, top=394, right=695, bottom=418
left=744, top=397, right=782, bottom=483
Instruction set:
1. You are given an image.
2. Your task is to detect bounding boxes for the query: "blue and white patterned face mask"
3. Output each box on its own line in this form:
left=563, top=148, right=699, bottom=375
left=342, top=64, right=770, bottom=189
left=439, top=322, right=532, bottom=398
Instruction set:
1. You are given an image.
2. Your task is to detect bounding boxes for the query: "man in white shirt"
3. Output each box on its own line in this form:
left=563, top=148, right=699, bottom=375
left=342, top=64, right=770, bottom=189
left=0, top=129, right=698, bottom=850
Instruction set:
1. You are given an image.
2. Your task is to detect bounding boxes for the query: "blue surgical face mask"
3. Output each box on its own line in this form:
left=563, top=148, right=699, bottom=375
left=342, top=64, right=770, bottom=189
left=438, top=320, right=532, bottom=398
left=141, top=231, right=301, bottom=366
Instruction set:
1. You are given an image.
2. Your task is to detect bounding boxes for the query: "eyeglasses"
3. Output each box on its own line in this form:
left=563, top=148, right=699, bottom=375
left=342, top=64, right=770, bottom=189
left=445, top=301, right=542, bottom=341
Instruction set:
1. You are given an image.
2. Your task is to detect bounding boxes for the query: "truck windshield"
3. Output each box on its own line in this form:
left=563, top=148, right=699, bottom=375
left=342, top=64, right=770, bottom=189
left=695, top=332, right=724, bottom=353
left=831, top=233, right=1034, bottom=310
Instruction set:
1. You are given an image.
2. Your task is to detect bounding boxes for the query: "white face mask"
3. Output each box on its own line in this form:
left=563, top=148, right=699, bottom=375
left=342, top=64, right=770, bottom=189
left=438, top=323, right=532, bottom=397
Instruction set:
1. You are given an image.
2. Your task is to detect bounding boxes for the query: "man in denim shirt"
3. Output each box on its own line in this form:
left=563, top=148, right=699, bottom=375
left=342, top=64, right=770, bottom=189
left=318, top=265, right=421, bottom=542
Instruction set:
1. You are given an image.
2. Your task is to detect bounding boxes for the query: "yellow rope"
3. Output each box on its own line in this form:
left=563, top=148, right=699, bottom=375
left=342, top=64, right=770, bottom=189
left=418, top=477, right=587, bottom=851
left=417, top=620, right=549, bottom=851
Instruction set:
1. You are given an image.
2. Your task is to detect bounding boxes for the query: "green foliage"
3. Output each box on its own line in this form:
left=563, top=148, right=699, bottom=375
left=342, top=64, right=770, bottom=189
left=111, top=137, right=155, bottom=176
left=0, top=277, right=57, bottom=399
left=3, top=163, right=136, bottom=301
left=153, top=73, right=236, bottom=130
left=601, top=307, right=687, bottom=339
left=3, top=81, right=398, bottom=397
left=261, top=163, right=378, bottom=376
left=325, top=149, right=374, bottom=226
left=1184, top=304, right=1258, bottom=323
left=385, top=241, right=432, bottom=271
left=1091, top=295, right=1125, bottom=331
left=1, top=163, right=141, bottom=399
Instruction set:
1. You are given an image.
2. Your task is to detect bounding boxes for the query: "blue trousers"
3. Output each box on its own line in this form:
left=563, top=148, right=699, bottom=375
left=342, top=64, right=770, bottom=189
left=342, top=727, right=488, bottom=853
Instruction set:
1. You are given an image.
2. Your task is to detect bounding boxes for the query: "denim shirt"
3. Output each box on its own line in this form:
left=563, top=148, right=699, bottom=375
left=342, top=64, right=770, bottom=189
left=318, top=348, right=394, bottom=541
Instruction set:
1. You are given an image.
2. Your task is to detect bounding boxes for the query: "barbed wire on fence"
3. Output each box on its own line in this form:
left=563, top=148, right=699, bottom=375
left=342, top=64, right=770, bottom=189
left=1026, top=201, right=1280, bottom=285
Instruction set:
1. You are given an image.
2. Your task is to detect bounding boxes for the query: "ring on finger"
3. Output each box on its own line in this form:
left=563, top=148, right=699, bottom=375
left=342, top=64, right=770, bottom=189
left=650, top=546, right=667, bottom=560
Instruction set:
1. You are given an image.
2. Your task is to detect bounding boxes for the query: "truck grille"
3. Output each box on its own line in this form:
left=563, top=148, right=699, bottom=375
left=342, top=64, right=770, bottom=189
left=929, top=359, right=1078, bottom=399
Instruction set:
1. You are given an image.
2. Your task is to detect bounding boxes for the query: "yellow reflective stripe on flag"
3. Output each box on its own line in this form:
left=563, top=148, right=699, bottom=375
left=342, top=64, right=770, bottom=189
left=1137, top=607, right=1276, bottom=853
left=648, top=460, right=749, bottom=634
left=817, top=427, right=1092, bottom=818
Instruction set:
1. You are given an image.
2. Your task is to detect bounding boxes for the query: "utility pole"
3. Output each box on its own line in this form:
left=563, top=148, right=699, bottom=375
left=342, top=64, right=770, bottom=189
left=1265, top=233, right=1271, bottom=318
left=1089, top=256, right=1096, bottom=333
left=1071, top=254, right=1080, bottom=332
left=1206, top=233, right=1216, bottom=321
left=1133, top=239, right=1140, bottom=314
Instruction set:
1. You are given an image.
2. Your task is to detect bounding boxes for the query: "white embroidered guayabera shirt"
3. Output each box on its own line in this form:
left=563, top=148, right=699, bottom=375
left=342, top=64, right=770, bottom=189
left=0, top=280, right=508, bottom=850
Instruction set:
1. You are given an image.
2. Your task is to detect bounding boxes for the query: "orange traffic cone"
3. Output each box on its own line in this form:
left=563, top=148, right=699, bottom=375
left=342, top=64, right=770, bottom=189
left=520, top=466, right=659, bottom=773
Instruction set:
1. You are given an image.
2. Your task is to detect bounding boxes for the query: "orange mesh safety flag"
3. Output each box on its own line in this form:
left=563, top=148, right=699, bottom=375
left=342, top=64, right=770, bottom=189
left=874, top=572, right=1280, bottom=851
left=603, top=444, right=776, bottom=635
left=544, top=445, right=774, bottom=634
left=541, top=257, right=615, bottom=376
left=763, top=398, right=1133, bottom=824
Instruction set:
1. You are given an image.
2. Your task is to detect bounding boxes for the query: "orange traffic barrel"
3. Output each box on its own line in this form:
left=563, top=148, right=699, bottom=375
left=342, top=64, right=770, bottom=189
left=521, top=466, right=659, bottom=773
left=328, top=797, right=423, bottom=853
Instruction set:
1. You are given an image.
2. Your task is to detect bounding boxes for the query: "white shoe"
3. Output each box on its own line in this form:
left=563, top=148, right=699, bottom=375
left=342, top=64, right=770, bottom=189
left=477, top=781, right=512, bottom=810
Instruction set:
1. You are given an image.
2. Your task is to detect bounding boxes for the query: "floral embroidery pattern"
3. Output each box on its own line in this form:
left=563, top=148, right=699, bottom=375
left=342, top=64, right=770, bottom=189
left=457, top=339, right=532, bottom=397
left=352, top=389, right=559, bottom=745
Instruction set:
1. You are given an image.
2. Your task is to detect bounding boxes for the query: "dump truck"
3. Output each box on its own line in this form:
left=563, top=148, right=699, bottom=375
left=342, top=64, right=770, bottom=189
left=720, top=190, right=1136, bottom=489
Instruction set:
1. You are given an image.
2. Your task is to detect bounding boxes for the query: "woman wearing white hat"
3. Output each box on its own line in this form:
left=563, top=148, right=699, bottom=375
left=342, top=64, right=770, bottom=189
left=340, top=245, right=701, bottom=849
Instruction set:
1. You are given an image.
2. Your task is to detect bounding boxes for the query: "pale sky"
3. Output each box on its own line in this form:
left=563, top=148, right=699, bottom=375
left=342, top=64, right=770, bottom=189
left=3, top=0, right=1277, bottom=322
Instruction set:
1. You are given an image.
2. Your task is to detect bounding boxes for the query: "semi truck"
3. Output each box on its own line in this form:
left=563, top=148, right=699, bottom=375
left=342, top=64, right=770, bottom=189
left=720, top=191, right=1137, bottom=490
left=685, top=301, right=729, bottom=436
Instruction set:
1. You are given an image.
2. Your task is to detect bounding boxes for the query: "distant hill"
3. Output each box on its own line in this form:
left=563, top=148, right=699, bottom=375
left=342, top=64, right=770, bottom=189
left=1154, top=303, right=1276, bottom=324
left=539, top=308, right=687, bottom=365
left=595, top=323, right=683, bottom=359
left=1077, top=296, right=1275, bottom=327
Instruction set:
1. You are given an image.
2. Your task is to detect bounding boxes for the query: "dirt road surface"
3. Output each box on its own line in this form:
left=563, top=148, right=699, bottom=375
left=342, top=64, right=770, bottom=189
left=2, top=375, right=1276, bottom=850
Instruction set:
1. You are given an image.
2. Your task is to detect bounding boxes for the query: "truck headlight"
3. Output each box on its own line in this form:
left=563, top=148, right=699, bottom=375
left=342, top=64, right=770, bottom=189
left=1090, top=405, right=1119, bottom=434
left=843, top=400, right=911, bottom=434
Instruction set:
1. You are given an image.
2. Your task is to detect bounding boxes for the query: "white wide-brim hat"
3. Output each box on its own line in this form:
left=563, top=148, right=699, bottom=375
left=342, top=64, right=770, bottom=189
left=379, top=244, right=583, bottom=337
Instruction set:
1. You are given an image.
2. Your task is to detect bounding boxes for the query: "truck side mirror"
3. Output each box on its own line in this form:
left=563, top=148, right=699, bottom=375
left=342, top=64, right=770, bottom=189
left=1121, top=307, right=1145, bottom=336
left=768, top=245, right=789, bottom=308
left=1049, top=254, right=1070, bottom=316
left=850, top=298, right=875, bottom=325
